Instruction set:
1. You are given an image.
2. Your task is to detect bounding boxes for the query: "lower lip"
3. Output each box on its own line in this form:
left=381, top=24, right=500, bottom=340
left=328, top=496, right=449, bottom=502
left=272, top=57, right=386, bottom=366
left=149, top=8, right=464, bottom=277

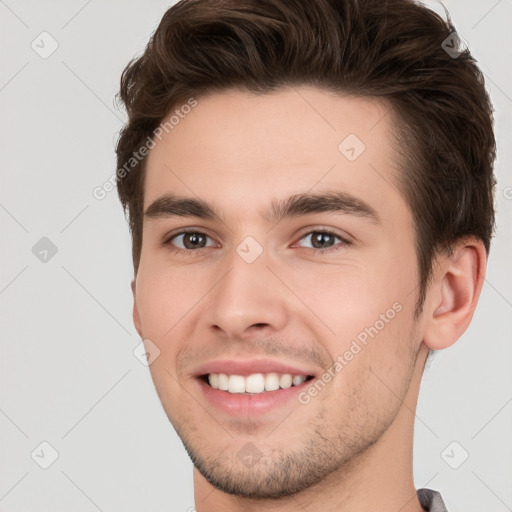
left=196, top=377, right=315, bottom=416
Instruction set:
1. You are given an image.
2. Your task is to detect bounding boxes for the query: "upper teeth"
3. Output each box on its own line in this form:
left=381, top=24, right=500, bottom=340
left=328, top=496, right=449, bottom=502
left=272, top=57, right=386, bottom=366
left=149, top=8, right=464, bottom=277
left=208, top=373, right=309, bottom=394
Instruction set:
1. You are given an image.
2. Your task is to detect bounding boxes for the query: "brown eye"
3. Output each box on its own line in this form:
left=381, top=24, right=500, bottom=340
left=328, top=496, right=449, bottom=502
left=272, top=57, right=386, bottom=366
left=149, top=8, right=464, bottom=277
left=296, top=230, right=348, bottom=253
left=181, top=232, right=207, bottom=249
left=309, top=232, right=338, bottom=249
left=166, top=231, right=216, bottom=252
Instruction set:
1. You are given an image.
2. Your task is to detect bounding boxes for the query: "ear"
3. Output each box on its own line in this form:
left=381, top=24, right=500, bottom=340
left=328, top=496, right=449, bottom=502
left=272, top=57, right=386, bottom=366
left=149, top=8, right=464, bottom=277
left=423, top=238, right=487, bottom=350
left=131, top=278, right=143, bottom=338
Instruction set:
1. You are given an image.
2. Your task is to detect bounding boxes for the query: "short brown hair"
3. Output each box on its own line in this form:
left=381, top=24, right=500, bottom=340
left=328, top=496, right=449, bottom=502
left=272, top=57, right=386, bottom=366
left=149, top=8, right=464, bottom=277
left=115, top=0, right=496, bottom=314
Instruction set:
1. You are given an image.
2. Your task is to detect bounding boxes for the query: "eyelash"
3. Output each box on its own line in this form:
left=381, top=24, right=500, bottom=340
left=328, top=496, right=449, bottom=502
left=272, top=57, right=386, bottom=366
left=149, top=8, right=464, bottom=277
left=163, top=228, right=351, bottom=256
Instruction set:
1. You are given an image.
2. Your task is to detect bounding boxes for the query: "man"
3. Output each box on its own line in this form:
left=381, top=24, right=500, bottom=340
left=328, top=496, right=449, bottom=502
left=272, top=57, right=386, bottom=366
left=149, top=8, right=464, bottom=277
left=115, top=0, right=496, bottom=510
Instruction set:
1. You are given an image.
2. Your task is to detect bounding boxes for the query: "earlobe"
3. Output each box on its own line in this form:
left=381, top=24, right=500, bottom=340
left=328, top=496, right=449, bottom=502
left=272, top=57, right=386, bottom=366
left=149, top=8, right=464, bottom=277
left=423, top=239, right=487, bottom=351
left=131, top=279, right=143, bottom=338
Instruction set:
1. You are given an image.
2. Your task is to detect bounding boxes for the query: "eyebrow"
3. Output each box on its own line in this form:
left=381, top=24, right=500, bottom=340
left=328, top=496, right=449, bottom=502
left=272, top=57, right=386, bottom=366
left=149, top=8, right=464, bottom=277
left=144, top=191, right=380, bottom=225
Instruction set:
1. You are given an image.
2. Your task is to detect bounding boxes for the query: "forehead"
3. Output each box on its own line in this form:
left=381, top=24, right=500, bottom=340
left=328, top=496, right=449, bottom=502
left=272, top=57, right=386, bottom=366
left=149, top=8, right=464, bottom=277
left=143, top=86, right=409, bottom=226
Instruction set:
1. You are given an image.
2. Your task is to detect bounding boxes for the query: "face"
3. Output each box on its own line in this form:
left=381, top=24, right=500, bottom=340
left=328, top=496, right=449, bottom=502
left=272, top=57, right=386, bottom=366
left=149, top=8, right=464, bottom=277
left=132, top=87, right=425, bottom=498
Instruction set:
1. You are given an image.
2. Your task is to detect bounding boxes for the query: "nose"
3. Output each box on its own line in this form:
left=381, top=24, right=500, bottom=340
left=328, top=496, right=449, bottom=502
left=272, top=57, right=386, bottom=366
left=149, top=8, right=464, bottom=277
left=205, top=247, right=289, bottom=341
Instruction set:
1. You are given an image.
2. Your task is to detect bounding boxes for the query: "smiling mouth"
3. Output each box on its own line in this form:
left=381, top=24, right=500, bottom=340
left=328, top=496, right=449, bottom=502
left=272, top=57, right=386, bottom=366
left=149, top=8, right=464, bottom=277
left=200, top=372, right=315, bottom=395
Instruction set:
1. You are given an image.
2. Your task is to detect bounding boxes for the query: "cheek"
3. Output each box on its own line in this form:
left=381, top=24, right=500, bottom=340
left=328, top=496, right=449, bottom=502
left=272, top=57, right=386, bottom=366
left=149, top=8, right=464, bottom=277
left=283, top=262, right=404, bottom=342
left=135, top=261, right=200, bottom=339
left=321, top=309, right=417, bottom=430
left=294, top=256, right=418, bottom=382
left=135, top=264, right=193, bottom=418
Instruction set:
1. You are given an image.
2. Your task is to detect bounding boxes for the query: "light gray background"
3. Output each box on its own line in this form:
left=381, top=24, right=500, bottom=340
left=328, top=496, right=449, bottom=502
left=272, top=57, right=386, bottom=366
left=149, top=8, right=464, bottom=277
left=0, top=1, right=511, bottom=511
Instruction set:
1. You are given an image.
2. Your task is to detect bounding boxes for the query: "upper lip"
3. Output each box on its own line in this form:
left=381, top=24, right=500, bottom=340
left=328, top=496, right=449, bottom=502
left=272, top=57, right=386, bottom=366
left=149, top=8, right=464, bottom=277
left=193, top=358, right=318, bottom=378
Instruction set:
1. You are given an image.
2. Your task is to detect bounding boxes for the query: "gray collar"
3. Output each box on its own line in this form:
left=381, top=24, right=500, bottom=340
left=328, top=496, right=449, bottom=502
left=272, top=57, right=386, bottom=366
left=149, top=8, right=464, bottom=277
left=417, top=488, right=449, bottom=512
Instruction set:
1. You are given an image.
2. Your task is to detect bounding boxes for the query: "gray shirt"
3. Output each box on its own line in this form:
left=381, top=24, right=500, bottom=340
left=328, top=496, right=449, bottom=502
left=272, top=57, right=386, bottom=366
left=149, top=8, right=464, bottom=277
left=417, top=488, right=448, bottom=512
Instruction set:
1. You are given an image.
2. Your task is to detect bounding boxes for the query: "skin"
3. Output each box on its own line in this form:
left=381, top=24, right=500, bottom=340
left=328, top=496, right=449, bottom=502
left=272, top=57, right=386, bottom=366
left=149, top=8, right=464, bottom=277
left=131, top=86, right=486, bottom=512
